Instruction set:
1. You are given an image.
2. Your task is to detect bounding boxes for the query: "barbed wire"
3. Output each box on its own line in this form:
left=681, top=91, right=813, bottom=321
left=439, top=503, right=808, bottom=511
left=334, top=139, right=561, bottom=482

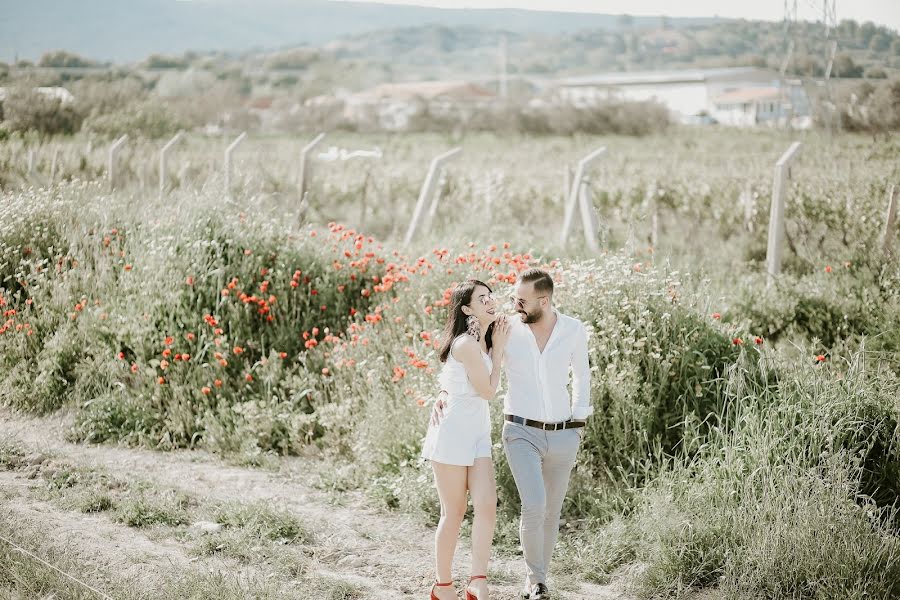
left=0, top=532, right=116, bottom=600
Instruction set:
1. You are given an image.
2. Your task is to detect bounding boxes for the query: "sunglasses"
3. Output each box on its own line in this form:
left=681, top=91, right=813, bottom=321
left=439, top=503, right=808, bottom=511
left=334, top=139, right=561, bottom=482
left=510, top=294, right=547, bottom=309
left=477, top=293, right=497, bottom=306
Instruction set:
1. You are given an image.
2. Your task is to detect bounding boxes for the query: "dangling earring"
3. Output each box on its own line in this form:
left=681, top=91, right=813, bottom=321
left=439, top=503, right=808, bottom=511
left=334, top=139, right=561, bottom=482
left=466, top=315, right=481, bottom=341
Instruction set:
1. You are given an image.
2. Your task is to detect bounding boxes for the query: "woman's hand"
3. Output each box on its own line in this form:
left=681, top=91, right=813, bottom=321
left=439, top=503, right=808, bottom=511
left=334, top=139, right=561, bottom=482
left=491, top=315, right=511, bottom=354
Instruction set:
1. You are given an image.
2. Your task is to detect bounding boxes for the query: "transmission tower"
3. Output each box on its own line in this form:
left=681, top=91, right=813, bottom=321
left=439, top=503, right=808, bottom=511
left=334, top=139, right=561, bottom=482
left=779, top=0, right=799, bottom=129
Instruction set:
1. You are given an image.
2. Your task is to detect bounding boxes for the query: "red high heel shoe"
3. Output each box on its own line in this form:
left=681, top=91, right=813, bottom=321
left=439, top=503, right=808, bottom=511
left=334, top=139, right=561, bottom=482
left=465, top=575, right=487, bottom=600
left=430, top=580, right=454, bottom=600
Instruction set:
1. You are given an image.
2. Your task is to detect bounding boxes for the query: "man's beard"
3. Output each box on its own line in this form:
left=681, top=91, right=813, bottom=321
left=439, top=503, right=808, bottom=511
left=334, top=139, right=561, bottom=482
left=518, top=307, right=543, bottom=324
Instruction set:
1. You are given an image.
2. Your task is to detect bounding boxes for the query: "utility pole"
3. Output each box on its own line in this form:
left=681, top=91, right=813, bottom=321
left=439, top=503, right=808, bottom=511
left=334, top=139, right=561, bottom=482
left=822, top=0, right=839, bottom=136
left=776, top=0, right=804, bottom=130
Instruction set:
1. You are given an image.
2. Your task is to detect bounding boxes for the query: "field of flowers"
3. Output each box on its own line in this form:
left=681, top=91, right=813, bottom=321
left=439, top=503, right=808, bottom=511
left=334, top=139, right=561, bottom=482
left=1, top=129, right=899, bottom=599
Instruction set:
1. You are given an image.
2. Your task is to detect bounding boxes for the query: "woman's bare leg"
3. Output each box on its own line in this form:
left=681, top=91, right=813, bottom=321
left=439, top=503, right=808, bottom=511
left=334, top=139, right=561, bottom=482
left=432, top=460, right=469, bottom=594
left=466, top=457, right=497, bottom=599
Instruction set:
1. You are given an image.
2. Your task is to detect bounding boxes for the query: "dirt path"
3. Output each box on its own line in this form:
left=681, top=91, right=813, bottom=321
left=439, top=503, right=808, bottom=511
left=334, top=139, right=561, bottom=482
left=0, top=407, right=633, bottom=599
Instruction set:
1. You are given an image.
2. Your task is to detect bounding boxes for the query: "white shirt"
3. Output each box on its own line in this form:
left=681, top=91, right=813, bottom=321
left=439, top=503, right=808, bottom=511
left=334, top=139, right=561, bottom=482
left=503, top=308, right=593, bottom=423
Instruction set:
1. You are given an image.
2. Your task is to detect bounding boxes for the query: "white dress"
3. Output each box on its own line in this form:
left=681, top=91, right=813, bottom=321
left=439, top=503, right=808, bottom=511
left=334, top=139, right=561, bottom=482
left=420, top=336, right=494, bottom=466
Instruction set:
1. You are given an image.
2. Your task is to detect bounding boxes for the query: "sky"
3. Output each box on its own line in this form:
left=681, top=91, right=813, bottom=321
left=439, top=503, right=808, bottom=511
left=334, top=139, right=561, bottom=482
left=340, top=0, right=900, bottom=31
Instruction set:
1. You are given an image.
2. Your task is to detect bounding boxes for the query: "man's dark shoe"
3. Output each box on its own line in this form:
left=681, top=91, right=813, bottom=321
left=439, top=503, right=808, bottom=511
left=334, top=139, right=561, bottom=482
left=522, top=583, right=550, bottom=599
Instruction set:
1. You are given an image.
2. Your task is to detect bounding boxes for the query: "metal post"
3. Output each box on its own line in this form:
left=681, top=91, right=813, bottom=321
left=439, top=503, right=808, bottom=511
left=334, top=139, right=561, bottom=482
left=766, top=141, right=802, bottom=287
left=882, top=184, right=898, bottom=255
left=159, top=130, right=184, bottom=200
left=298, top=132, right=326, bottom=207
left=560, top=146, right=606, bottom=250
left=108, top=134, right=128, bottom=191
left=404, top=147, right=461, bottom=246
left=224, top=131, right=247, bottom=201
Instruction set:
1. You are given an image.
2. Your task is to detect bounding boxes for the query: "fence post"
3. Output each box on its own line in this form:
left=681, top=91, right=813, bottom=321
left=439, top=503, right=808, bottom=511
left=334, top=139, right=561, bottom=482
left=560, top=146, right=606, bottom=251
left=646, top=181, right=659, bottom=248
left=766, top=141, right=802, bottom=287
left=424, top=171, right=450, bottom=235
left=298, top=132, right=326, bottom=206
left=27, top=149, right=35, bottom=175
left=581, top=177, right=601, bottom=248
left=741, top=182, right=754, bottom=232
left=159, top=130, right=184, bottom=200
left=882, top=184, right=898, bottom=255
left=224, top=131, right=247, bottom=201
left=108, top=134, right=128, bottom=191
left=404, top=147, right=461, bottom=246
left=50, top=148, right=59, bottom=182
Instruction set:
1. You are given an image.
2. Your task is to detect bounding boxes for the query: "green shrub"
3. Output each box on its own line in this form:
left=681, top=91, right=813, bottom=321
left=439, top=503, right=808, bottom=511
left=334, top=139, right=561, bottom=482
left=0, top=88, right=83, bottom=137
left=620, top=351, right=900, bottom=599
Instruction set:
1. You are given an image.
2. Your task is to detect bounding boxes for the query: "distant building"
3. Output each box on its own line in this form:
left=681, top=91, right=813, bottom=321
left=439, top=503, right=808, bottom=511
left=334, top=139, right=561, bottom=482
left=554, top=67, right=809, bottom=126
left=343, top=80, right=495, bottom=129
left=0, top=86, right=75, bottom=104
left=709, top=85, right=810, bottom=128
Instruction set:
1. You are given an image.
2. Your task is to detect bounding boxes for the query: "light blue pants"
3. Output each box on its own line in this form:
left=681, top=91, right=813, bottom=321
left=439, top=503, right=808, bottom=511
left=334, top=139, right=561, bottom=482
left=502, top=420, right=582, bottom=586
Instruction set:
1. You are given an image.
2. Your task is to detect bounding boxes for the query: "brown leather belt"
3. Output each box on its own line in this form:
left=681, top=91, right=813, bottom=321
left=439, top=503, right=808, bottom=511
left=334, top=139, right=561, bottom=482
left=505, top=414, right=585, bottom=431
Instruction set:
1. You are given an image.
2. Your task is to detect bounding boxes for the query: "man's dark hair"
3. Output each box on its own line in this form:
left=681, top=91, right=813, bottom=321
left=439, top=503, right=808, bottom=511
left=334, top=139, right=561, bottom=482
left=519, top=268, right=554, bottom=297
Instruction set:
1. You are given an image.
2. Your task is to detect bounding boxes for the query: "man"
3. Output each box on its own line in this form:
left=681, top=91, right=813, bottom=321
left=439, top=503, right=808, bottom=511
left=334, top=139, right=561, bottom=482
left=432, top=268, right=592, bottom=599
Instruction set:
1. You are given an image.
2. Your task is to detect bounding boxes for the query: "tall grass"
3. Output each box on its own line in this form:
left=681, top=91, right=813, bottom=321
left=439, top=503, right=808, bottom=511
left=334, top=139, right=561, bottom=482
left=1, top=129, right=899, bottom=598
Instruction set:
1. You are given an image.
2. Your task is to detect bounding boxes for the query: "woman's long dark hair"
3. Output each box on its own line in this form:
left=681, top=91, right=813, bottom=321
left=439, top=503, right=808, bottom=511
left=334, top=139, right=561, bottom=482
left=438, top=279, right=494, bottom=363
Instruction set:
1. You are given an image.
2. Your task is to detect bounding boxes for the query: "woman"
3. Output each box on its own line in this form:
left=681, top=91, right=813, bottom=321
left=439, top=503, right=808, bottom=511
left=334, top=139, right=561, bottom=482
left=421, top=279, right=510, bottom=600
